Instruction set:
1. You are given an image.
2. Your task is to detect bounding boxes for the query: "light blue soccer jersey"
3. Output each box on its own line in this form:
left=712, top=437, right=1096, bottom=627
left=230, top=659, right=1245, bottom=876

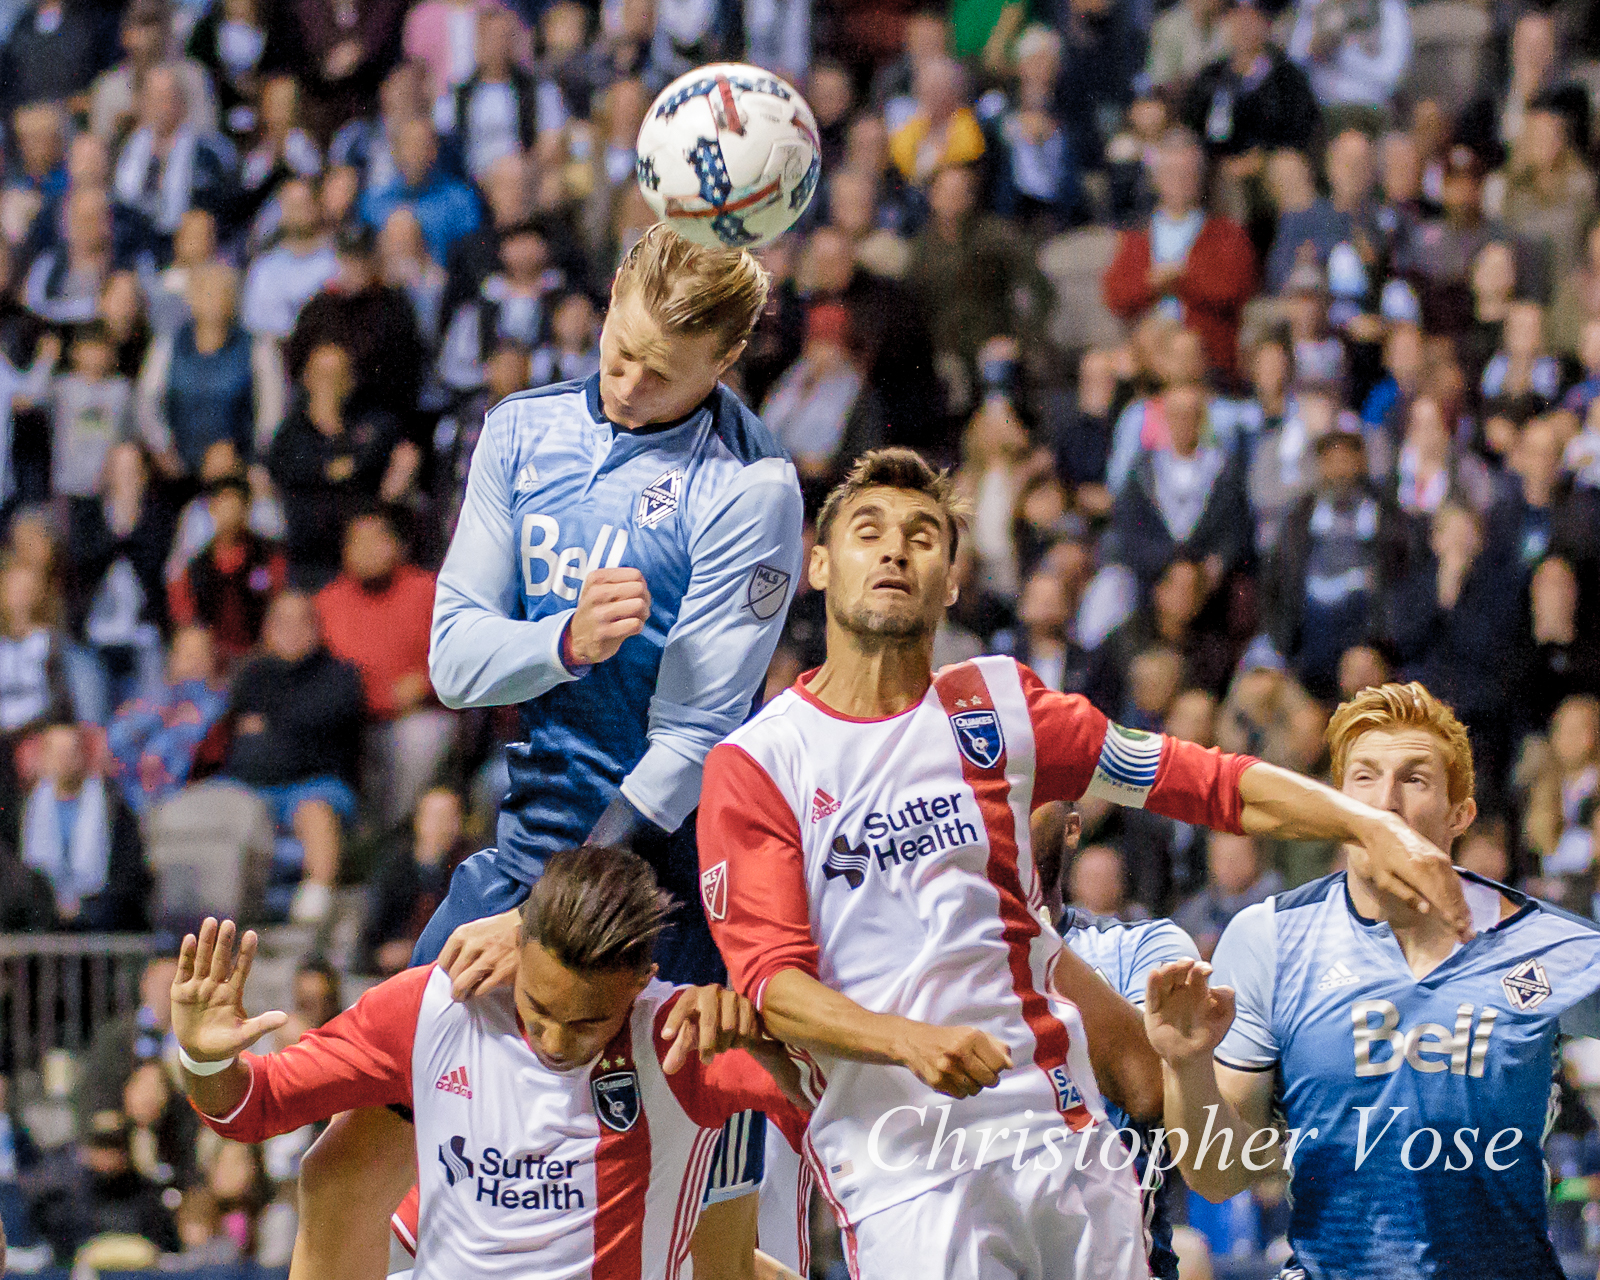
left=1212, top=870, right=1600, bottom=1280
left=429, top=374, right=804, bottom=883
left=1062, top=909, right=1200, bottom=1280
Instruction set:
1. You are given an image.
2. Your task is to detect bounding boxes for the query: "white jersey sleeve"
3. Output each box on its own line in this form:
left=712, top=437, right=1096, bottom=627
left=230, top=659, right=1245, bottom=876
left=428, top=410, right=580, bottom=710
left=1210, top=900, right=1280, bottom=1070
left=621, top=457, right=802, bottom=830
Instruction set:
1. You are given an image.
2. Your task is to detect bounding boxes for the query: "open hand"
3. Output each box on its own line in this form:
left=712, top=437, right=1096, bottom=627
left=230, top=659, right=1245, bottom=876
left=172, top=918, right=288, bottom=1065
left=1144, top=959, right=1234, bottom=1069
left=659, top=984, right=758, bottom=1073
left=438, top=908, right=522, bottom=1001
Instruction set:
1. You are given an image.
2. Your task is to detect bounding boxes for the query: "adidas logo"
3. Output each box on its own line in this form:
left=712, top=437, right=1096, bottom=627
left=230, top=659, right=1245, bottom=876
left=811, top=788, right=840, bottom=822
left=513, top=463, right=539, bottom=492
left=435, top=1066, right=472, bottom=1098
left=1316, top=961, right=1361, bottom=992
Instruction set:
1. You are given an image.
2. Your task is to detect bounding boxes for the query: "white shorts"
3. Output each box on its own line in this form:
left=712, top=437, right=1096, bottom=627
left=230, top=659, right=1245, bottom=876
left=840, top=1125, right=1149, bottom=1280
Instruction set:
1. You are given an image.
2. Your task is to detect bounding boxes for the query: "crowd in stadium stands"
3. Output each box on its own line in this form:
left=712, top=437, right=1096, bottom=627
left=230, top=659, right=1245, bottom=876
left=0, top=0, right=1599, bottom=1271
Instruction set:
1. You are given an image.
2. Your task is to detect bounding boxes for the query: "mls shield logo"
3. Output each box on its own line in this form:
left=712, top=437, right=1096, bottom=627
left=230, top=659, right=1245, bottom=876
left=700, top=860, right=728, bottom=921
left=1502, top=958, right=1552, bottom=1011
left=950, top=710, right=1005, bottom=769
left=593, top=1071, right=642, bottom=1132
left=438, top=1135, right=474, bottom=1187
left=745, top=564, right=791, bottom=621
left=636, top=469, right=683, bottom=529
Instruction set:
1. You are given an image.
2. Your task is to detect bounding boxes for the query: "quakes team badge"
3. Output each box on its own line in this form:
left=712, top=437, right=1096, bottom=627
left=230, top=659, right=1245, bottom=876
left=636, top=468, right=683, bottom=528
left=1501, top=958, right=1552, bottom=1010
left=592, top=1070, right=642, bottom=1132
left=950, top=709, right=1005, bottom=769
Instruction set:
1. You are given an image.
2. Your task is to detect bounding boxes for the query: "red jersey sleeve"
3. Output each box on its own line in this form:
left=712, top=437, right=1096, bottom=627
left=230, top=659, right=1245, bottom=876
left=652, top=991, right=810, bottom=1139
left=698, top=742, right=818, bottom=1008
left=195, top=964, right=431, bottom=1143
left=1020, top=665, right=1257, bottom=835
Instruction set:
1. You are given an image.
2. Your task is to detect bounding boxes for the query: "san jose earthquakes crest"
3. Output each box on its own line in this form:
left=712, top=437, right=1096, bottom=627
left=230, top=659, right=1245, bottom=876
left=636, top=469, right=683, bottom=528
left=592, top=1069, right=642, bottom=1132
left=950, top=709, right=1005, bottom=769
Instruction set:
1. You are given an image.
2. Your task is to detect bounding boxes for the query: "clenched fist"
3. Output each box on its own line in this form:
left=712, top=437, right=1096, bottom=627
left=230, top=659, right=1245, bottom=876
left=568, top=569, right=652, bottom=667
left=898, top=1024, right=1013, bottom=1099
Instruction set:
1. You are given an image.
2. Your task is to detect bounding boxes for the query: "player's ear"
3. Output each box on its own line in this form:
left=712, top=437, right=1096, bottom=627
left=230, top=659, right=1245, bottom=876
left=1445, top=796, right=1477, bottom=846
left=808, top=541, right=829, bottom=591
left=716, top=339, right=747, bottom=376
left=944, top=563, right=959, bottom=608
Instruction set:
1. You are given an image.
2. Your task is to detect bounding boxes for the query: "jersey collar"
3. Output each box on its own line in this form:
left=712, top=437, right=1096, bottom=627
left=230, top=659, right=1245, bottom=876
left=583, top=372, right=718, bottom=437
left=1342, top=868, right=1536, bottom=937
left=791, top=668, right=932, bottom=723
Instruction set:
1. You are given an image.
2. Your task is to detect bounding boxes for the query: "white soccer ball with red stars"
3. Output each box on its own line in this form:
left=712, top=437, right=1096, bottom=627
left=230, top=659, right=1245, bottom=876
left=635, top=63, right=821, bottom=249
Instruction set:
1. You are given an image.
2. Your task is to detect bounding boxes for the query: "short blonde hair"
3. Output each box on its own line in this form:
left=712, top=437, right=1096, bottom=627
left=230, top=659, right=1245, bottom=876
left=1327, top=682, right=1475, bottom=805
left=611, top=223, right=769, bottom=354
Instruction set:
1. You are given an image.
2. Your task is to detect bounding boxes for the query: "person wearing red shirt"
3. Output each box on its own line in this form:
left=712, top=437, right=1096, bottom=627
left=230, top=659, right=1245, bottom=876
left=315, top=507, right=450, bottom=826
left=167, top=474, right=289, bottom=667
left=1102, top=128, right=1257, bottom=378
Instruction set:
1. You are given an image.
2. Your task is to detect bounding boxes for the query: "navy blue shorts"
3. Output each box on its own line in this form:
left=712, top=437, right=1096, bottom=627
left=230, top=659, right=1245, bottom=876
left=409, top=818, right=764, bottom=1200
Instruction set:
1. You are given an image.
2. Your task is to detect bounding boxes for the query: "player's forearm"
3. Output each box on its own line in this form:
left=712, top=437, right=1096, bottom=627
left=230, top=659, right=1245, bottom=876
left=743, top=1036, right=809, bottom=1112
left=1054, top=947, right=1163, bottom=1121
left=1237, top=761, right=1391, bottom=845
left=428, top=593, right=577, bottom=708
left=761, top=969, right=923, bottom=1069
left=183, top=1058, right=253, bottom=1123
left=1161, top=1057, right=1267, bottom=1201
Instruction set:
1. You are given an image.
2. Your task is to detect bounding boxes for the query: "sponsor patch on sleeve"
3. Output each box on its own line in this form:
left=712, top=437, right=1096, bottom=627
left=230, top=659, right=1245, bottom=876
left=1083, top=723, right=1164, bottom=807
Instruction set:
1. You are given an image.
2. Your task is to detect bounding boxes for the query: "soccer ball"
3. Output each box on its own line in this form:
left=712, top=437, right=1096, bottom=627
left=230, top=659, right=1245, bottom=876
left=635, top=63, right=821, bottom=250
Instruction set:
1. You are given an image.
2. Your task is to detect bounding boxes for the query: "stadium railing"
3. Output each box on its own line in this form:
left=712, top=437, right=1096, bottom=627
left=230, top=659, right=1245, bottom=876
left=0, top=933, right=165, bottom=1074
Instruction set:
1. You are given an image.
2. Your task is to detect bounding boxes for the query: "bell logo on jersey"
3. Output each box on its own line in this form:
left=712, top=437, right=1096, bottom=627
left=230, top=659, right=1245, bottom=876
left=811, top=788, right=840, bottom=822
left=1352, top=999, right=1497, bottom=1078
left=1502, top=959, right=1552, bottom=1011
left=435, top=1065, right=472, bottom=1098
left=439, top=1135, right=475, bottom=1187
left=636, top=468, right=683, bottom=528
left=700, top=860, right=727, bottom=921
left=949, top=709, right=1005, bottom=769
left=593, top=1070, right=642, bottom=1132
left=521, top=515, right=629, bottom=600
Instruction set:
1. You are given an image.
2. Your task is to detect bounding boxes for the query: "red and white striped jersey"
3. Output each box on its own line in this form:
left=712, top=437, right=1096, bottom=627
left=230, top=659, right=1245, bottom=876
left=698, top=657, right=1255, bottom=1225
left=196, top=965, right=805, bottom=1279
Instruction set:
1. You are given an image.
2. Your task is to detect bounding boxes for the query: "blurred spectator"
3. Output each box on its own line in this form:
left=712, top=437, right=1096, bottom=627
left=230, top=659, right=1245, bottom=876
left=1287, top=0, right=1411, bottom=130
left=1457, top=12, right=1564, bottom=165
left=0, top=558, right=74, bottom=743
left=16, top=323, right=137, bottom=500
left=530, top=290, right=600, bottom=387
left=1360, top=320, right=1421, bottom=434
left=268, top=340, right=410, bottom=586
left=1216, top=635, right=1327, bottom=772
left=168, top=472, right=288, bottom=664
left=21, top=721, right=149, bottom=930
left=1393, top=502, right=1522, bottom=810
left=0, top=0, right=108, bottom=119
left=1262, top=427, right=1406, bottom=697
left=24, top=187, right=119, bottom=326
left=1522, top=694, right=1600, bottom=883
left=1560, top=320, right=1600, bottom=421
left=1103, top=128, right=1257, bottom=377
left=1183, top=0, right=1319, bottom=172
left=359, top=116, right=481, bottom=264
left=238, top=75, right=323, bottom=235
left=825, top=166, right=911, bottom=279
left=25, top=1111, right=179, bottom=1266
left=1265, top=132, right=1379, bottom=301
left=1400, top=145, right=1505, bottom=337
left=1087, top=555, right=1232, bottom=716
left=1067, top=842, right=1145, bottom=919
left=1173, top=831, right=1282, bottom=958
left=1484, top=98, right=1596, bottom=304
left=1110, top=382, right=1251, bottom=590
left=401, top=0, right=529, bottom=104
left=111, top=64, right=237, bottom=248
left=436, top=8, right=553, bottom=182
left=1489, top=416, right=1600, bottom=580
left=888, top=56, right=984, bottom=188
left=107, top=624, right=227, bottom=812
left=1515, top=556, right=1600, bottom=737
left=241, top=176, right=338, bottom=340
left=378, top=206, right=448, bottom=344
left=438, top=217, right=561, bottom=393
left=356, top=785, right=469, bottom=974
left=198, top=1140, right=269, bottom=1260
left=1052, top=0, right=1146, bottom=170
left=315, top=506, right=447, bottom=825
left=1146, top=0, right=1226, bottom=91
left=759, top=301, right=884, bottom=485
left=1012, top=560, right=1089, bottom=695
left=291, top=0, right=409, bottom=130
left=146, top=207, right=216, bottom=336
left=139, top=261, right=285, bottom=476
left=187, top=0, right=294, bottom=146
left=221, top=590, right=364, bottom=923
left=67, top=442, right=176, bottom=717
left=285, top=222, right=427, bottom=425
left=908, top=166, right=1049, bottom=417
left=1480, top=299, right=1560, bottom=411
left=989, top=26, right=1080, bottom=235
left=90, top=0, right=218, bottom=143
left=80, top=954, right=177, bottom=1115
left=276, top=954, right=342, bottom=1044
left=1549, top=223, right=1600, bottom=360
left=1393, top=394, right=1497, bottom=532
left=121, top=1058, right=198, bottom=1191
